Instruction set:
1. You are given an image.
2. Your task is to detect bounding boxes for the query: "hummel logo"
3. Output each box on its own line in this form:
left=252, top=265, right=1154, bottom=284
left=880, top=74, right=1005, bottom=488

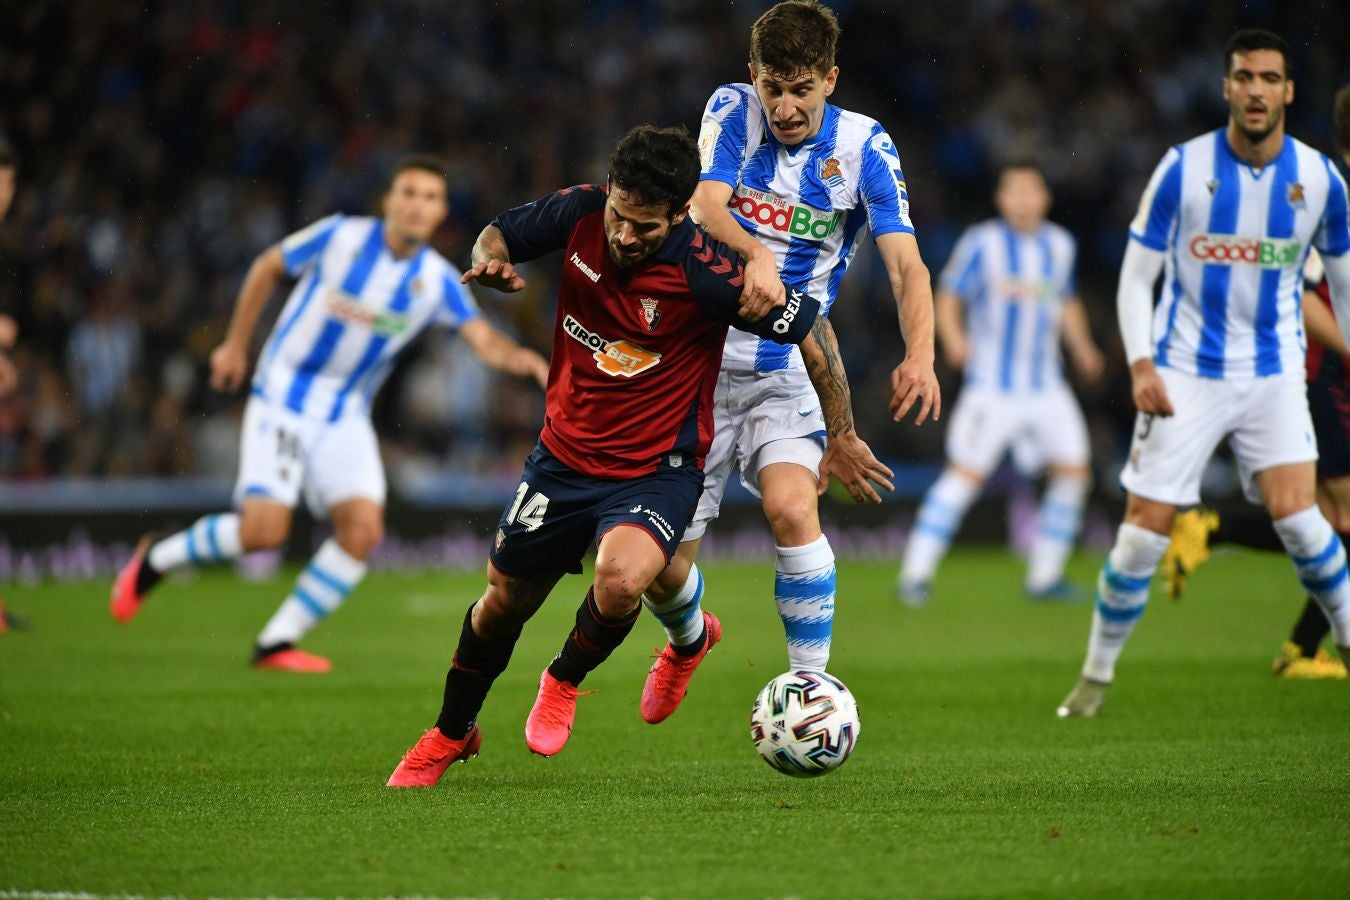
left=712, top=94, right=734, bottom=113
left=570, top=252, right=601, bottom=283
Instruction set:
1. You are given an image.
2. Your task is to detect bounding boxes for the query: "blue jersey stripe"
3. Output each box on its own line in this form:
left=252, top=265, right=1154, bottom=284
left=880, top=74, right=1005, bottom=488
left=281, top=215, right=342, bottom=275
left=998, top=224, right=1022, bottom=391
left=1029, top=232, right=1055, bottom=391
left=766, top=109, right=840, bottom=372
left=327, top=248, right=427, bottom=422
left=286, top=220, right=385, bottom=413
left=259, top=268, right=323, bottom=381
left=1255, top=141, right=1299, bottom=376
left=824, top=208, right=869, bottom=313
left=1198, top=132, right=1240, bottom=377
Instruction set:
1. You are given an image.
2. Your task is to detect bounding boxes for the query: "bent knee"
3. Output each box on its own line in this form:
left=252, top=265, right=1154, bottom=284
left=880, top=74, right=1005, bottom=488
left=336, top=519, right=383, bottom=560
left=239, top=518, right=289, bottom=551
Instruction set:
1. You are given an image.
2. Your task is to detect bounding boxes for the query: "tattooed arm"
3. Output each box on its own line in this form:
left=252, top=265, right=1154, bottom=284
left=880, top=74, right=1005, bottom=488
left=799, top=317, right=894, bottom=503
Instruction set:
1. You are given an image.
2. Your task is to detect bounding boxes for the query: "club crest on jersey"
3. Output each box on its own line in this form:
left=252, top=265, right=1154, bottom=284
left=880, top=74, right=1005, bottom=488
left=563, top=313, right=661, bottom=377
left=638, top=297, right=662, bottom=332
left=1287, top=182, right=1306, bottom=211
left=819, top=157, right=845, bottom=188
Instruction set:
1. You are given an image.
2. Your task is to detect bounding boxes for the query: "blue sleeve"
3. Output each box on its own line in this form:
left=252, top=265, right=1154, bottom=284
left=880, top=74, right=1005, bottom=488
left=859, top=126, right=915, bottom=239
left=1315, top=157, right=1350, bottom=257
left=938, top=228, right=982, bottom=300
left=683, top=227, right=820, bottom=343
left=280, top=214, right=343, bottom=275
left=697, top=85, right=753, bottom=186
left=492, top=185, right=607, bottom=263
left=1128, top=148, right=1183, bottom=251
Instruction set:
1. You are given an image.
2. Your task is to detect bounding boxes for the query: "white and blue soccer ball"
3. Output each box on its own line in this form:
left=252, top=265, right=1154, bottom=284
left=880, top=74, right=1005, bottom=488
left=750, top=670, right=860, bottom=777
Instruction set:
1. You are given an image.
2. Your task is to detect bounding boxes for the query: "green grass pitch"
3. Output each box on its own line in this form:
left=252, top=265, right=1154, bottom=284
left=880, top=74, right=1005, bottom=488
left=2, top=548, right=1348, bottom=898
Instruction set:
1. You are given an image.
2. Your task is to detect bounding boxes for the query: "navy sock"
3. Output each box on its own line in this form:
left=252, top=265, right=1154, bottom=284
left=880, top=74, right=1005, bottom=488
left=1290, top=595, right=1332, bottom=659
left=547, top=589, right=639, bottom=687
left=436, top=603, right=521, bottom=739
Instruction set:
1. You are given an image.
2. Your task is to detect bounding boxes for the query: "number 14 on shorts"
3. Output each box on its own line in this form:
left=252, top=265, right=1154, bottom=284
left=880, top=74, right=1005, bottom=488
left=506, top=482, right=550, bottom=532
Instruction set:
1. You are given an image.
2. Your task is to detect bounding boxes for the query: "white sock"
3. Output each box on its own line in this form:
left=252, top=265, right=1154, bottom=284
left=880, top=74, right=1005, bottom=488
left=1026, top=475, right=1090, bottom=592
left=642, top=563, right=707, bottom=650
left=256, top=538, right=367, bottom=649
left=777, top=535, right=835, bottom=672
left=900, top=470, right=980, bottom=589
left=1083, top=522, right=1170, bottom=683
left=1272, top=506, right=1350, bottom=647
left=148, top=513, right=244, bottom=572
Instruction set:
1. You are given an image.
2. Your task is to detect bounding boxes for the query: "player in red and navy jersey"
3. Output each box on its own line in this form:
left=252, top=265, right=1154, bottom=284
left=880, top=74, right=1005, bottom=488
left=387, top=125, right=890, bottom=786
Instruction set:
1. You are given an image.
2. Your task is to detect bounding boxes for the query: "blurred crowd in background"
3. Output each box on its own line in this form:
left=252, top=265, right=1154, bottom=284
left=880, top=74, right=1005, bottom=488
left=1, top=0, right=1346, bottom=500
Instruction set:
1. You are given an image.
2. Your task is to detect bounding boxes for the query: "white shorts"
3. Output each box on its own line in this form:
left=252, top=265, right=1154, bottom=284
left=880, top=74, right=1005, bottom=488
left=234, top=395, right=386, bottom=516
left=1120, top=368, right=1317, bottom=506
left=685, top=368, right=826, bottom=541
left=945, top=383, right=1090, bottom=477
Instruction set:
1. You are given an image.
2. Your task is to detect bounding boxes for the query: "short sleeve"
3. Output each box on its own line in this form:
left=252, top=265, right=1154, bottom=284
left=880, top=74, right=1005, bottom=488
left=697, top=85, right=754, bottom=186
left=492, top=185, right=607, bottom=263
left=436, top=267, right=482, bottom=329
left=1314, top=157, right=1350, bottom=257
left=1128, top=148, right=1183, bottom=251
left=280, top=214, right=343, bottom=275
left=938, top=227, right=983, bottom=300
left=859, top=127, right=915, bottom=238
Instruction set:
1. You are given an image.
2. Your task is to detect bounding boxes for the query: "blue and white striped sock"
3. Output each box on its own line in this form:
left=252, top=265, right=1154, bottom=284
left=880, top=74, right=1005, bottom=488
left=642, top=563, right=707, bottom=652
left=900, top=469, right=979, bottom=590
left=148, top=513, right=244, bottom=572
left=1273, top=507, right=1350, bottom=647
left=1026, top=475, right=1089, bottom=592
left=256, top=538, right=367, bottom=648
left=776, top=535, right=836, bottom=672
left=1083, top=523, right=1170, bottom=683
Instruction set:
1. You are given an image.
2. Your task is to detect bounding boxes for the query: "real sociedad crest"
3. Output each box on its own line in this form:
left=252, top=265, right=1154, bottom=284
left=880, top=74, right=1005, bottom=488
left=1288, top=182, right=1306, bottom=211
left=639, top=296, right=661, bottom=332
left=819, top=156, right=845, bottom=188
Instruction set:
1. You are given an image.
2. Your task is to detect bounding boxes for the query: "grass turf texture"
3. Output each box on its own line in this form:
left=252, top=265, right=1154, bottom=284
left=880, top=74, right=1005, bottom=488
left=2, top=548, right=1348, bottom=899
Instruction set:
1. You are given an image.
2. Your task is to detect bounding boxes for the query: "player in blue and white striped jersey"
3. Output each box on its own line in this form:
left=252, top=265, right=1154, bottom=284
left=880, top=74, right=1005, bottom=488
left=899, top=162, right=1104, bottom=604
left=111, top=156, right=548, bottom=672
left=1059, top=29, right=1350, bottom=717
left=639, top=1, right=939, bottom=722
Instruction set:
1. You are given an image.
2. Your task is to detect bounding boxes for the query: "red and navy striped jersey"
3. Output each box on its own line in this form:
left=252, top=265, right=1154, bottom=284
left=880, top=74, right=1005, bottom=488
left=493, top=183, right=820, bottom=478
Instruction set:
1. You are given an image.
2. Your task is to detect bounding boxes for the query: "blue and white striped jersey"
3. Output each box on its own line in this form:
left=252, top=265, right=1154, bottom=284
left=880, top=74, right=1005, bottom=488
left=940, top=218, right=1077, bottom=393
left=1130, top=128, right=1350, bottom=379
left=697, top=83, right=914, bottom=372
left=252, top=214, right=480, bottom=422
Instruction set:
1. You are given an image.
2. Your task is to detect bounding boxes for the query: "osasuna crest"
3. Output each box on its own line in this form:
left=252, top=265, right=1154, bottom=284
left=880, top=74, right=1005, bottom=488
left=639, top=296, right=661, bottom=332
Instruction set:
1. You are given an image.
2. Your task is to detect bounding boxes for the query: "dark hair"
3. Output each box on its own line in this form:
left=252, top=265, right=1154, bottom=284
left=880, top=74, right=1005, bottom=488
left=1334, top=84, right=1350, bottom=156
left=750, top=0, right=840, bottom=78
left=387, top=154, right=449, bottom=190
left=0, top=135, right=15, bottom=170
left=1224, top=28, right=1290, bottom=78
left=607, top=125, right=700, bottom=217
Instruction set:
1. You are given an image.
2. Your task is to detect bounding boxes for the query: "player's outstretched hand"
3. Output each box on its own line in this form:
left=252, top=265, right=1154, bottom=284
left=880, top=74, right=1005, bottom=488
left=1129, top=358, right=1174, bottom=417
left=736, top=249, right=786, bottom=322
left=889, top=355, right=941, bottom=425
left=818, top=431, right=894, bottom=504
left=461, top=259, right=526, bottom=293
left=209, top=342, right=250, bottom=393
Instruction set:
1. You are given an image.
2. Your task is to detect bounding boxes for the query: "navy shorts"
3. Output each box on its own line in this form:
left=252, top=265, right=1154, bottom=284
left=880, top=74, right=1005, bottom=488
left=1309, top=375, right=1350, bottom=480
left=488, top=442, right=705, bottom=577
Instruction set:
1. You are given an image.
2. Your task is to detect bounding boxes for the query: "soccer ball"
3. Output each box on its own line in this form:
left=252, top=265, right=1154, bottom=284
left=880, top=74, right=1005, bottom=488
left=749, top=670, right=860, bottom=777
